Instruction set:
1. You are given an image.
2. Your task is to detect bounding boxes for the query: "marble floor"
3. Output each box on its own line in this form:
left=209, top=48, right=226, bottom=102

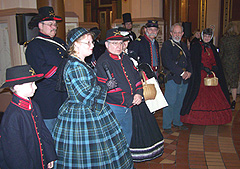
left=134, top=97, right=240, bottom=169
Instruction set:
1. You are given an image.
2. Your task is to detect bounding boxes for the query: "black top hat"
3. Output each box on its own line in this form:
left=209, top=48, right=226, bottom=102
left=0, top=65, right=44, bottom=89
left=28, top=6, right=63, bottom=29
left=146, top=20, right=158, bottom=28
left=106, top=28, right=128, bottom=41
left=122, top=13, right=132, bottom=24
left=67, top=27, right=89, bottom=48
left=89, top=27, right=101, bottom=40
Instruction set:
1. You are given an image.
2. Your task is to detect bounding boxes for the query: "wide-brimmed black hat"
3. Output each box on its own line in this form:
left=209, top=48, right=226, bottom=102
left=28, top=6, right=63, bottom=29
left=146, top=20, right=158, bottom=28
left=67, top=27, right=89, bottom=47
left=106, top=28, right=127, bottom=41
left=0, top=65, right=44, bottom=89
left=122, top=13, right=132, bottom=24
left=89, top=27, right=101, bottom=40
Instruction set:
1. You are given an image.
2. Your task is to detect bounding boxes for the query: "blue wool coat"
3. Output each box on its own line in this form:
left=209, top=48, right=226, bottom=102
left=161, top=38, right=192, bottom=84
left=0, top=93, right=57, bottom=169
left=95, top=50, right=143, bottom=108
left=128, top=35, right=160, bottom=69
left=25, top=32, right=67, bottom=119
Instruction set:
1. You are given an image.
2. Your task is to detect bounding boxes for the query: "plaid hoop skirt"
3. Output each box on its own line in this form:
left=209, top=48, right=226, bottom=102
left=52, top=58, right=133, bottom=169
left=53, top=102, right=133, bottom=169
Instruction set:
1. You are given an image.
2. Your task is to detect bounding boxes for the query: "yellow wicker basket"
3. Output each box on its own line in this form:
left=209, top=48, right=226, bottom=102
left=204, top=71, right=218, bottom=86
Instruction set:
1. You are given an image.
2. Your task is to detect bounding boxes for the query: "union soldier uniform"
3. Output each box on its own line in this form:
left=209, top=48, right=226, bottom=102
left=0, top=65, right=57, bottom=169
left=129, top=35, right=160, bottom=71
left=25, top=32, right=67, bottom=119
left=25, top=6, right=67, bottom=121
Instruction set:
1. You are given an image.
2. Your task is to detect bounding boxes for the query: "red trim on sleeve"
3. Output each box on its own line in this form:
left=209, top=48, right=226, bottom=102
left=97, top=76, right=107, bottom=83
left=107, top=87, right=123, bottom=93
left=135, top=81, right=142, bottom=87
left=44, top=66, right=57, bottom=78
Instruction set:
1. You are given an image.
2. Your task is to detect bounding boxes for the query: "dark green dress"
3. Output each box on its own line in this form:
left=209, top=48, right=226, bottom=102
left=219, top=35, right=240, bottom=88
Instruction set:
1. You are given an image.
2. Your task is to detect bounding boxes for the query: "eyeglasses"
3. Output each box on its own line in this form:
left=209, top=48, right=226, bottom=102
left=80, top=41, right=95, bottom=46
left=41, top=22, right=58, bottom=27
left=108, top=41, right=123, bottom=46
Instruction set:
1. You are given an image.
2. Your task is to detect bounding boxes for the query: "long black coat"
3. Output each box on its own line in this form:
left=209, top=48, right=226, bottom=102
left=0, top=94, right=57, bottom=169
left=180, top=42, right=230, bottom=116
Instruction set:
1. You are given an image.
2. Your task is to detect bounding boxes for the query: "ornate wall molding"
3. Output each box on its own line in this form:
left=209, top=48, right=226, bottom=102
left=223, top=0, right=231, bottom=33
left=199, top=0, right=207, bottom=31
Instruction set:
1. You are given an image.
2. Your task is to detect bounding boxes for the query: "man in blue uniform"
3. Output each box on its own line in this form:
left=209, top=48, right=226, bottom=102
left=161, top=23, right=192, bottom=134
left=25, top=6, right=67, bottom=133
left=128, top=20, right=160, bottom=73
left=95, top=28, right=143, bottom=145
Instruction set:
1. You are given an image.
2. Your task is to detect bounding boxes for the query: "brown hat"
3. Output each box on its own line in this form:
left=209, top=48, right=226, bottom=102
left=0, top=65, right=44, bottom=89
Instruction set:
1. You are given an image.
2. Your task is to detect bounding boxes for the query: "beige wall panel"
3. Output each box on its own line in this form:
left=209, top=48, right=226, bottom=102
left=125, top=0, right=163, bottom=18
left=131, top=0, right=141, bottom=18
left=65, top=0, right=84, bottom=22
left=0, top=0, right=36, bottom=9
left=140, top=0, right=153, bottom=17
left=206, top=0, right=221, bottom=45
left=153, top=0, right=162, bottom=18
left=122, top=0, right=131, bottom=14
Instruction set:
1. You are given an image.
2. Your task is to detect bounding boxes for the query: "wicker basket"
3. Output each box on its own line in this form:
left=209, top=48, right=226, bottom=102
left=141, top=72, right=157, bottom=100
left=204, top=71, right=218, bottom=86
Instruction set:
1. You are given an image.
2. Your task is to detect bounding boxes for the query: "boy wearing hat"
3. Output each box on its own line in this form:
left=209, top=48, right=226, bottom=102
left=0, top=65, right=57, bottom=169
left=25, top=6, right=67, bottom=133
left=128, top=20, right=160, bottom=74
left=95, top=28, right=143, bottom=145
left=122, top=13, right=137, bottom=42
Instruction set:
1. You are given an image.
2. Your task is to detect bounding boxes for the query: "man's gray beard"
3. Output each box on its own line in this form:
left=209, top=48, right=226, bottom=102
left=172, top=37, right=181, bottom=43
left=146, top=32, right=157, bottom=38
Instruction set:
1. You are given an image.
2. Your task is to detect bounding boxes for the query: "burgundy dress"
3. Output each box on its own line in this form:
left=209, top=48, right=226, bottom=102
left=181, top=43, right=232, bottom=125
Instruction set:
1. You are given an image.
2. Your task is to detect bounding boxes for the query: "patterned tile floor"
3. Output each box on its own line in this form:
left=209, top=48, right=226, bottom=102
left=134, top=97, right=240, bottom=169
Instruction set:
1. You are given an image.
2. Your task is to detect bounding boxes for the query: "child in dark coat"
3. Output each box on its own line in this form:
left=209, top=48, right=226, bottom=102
left=0, top=65, right=57, bottom=169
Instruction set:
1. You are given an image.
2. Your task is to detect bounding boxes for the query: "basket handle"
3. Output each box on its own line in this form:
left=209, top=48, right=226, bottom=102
left=206, top=71, right=216, bottom=77
left=141, top=71, right=147, bottom=84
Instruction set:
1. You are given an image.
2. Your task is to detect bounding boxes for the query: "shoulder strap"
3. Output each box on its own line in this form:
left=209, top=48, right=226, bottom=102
left=35, top=36, right=66, bottom=51
left=170, top=39, right=186, bottom=58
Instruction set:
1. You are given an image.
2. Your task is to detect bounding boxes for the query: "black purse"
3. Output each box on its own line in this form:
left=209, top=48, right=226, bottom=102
left=158, top=68, right=170, bottom=85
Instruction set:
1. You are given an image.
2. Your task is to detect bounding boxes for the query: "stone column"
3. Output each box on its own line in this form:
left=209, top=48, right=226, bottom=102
left=163, top=0, right=180, bottom=40
left=37, top=0, right=65, bottom=41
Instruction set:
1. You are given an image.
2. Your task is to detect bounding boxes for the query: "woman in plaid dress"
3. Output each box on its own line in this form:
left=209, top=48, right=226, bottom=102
left=52, top=27, right=133, bottom=169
